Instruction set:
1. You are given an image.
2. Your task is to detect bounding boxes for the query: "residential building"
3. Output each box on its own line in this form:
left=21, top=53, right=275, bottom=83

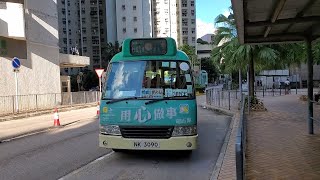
left=106, top=0, right=153, bottom=45
left=176, top=0, right=196, bottom=47
left=0, top=0, right=89, bottom=98
left=197, top=43, right=214, bottom=59
left=106, top=0, right=196, bottom=48
left=58, top=0, right=107, bottom=72
left=200, top=34, right=214, bottom=44
left=152, top=0, right=178, bottom=43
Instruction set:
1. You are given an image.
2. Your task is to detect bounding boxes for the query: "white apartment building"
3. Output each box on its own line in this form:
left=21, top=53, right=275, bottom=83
left=177, top=0, right=196, bottom=47
left=106, top=0, right=153, bottom=45
left=0, top=0, right=89, bottom=99
left=106, top=0, right=196, bottom=48
left=57, top=0, right=106, bottom=71
left=152, top=0, right=178, bottom=43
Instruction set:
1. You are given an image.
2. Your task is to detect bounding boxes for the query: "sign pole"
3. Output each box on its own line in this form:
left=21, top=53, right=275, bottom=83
left=95, top=68, right=104, bottom=100
left=99, top=76, right=102, bottom=99
left=12, top=57, right=21, bottom=113
left=14, top=69, right=19, bottom=113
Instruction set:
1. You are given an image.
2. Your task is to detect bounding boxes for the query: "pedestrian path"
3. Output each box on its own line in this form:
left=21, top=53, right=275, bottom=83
left=246, top=95, right=320, bottom=179
left=0, top=107, right=97, bottom=141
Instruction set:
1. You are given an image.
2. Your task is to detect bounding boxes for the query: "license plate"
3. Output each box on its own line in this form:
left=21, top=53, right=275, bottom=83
left=133, top=141, right=160, bottom=149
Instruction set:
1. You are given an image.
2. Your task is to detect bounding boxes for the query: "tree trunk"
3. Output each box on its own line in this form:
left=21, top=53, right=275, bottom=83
left=249, top=47, right=255, bottom=97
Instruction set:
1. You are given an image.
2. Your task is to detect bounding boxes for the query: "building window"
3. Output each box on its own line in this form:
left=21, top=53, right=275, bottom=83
left=123, top=28, right=126, bottom=33
left=122, top=17, right=126, bottom=22
left=191, top=10, right=195, bottom=16
left=133, top=5, right=136, bottom=10
left=191, top=19, right=195, bottom=24
left=191, top=1, right=194, bottom=6
left=122, top=5, right=125, bottom=10
left=192, top=37, right=196, bottom=43
left=134, top=28, right=137, bottom=33
left=191, top=28, right=196, bottom=34
left=134, top=17, right=137, bottom=21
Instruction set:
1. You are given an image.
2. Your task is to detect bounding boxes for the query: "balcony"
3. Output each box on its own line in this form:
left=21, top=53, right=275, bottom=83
left=59, top=54, right=90, bottom=68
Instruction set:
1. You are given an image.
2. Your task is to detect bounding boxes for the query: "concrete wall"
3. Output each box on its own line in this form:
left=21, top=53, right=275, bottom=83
left=0, top=0, right=60, bottom=96
left=0, top=1, right=25, bottom=39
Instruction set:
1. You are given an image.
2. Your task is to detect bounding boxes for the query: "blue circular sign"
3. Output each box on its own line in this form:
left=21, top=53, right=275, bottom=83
left=12, top=57, right=21, bottom=69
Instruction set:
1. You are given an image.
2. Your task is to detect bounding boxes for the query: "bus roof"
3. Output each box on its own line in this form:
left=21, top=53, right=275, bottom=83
left=110, top=37, right=190, bottom=63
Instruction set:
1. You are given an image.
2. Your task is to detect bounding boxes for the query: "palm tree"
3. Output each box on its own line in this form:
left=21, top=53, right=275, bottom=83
left=211, top=8, right=307, bottom=96
left=103, top=41, right=121, bottom=69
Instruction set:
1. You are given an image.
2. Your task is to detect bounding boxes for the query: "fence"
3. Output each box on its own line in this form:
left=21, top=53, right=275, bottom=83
left=0, top=91, right=100, bottom=116
left=254, top=87, right=319, bottom=97
left=236, top=94, right=247, bottom=180
left=205, top=87, right=241, bottom=111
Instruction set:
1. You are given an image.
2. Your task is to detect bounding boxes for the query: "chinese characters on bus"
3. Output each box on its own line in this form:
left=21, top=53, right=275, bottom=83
left=106, top=104, right=191, bottom=124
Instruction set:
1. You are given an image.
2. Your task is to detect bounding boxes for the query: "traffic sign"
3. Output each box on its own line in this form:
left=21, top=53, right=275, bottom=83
left=95, top=69, right=104, bottom=78
left=12, top=57, right=21, bottom=69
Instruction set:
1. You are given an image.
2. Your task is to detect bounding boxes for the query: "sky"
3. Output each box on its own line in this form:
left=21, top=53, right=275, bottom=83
left=196, top=0, right=231, bottom=39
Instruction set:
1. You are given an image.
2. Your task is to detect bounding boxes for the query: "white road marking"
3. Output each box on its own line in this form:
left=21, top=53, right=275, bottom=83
left=58, top=151, right=115, bottom=180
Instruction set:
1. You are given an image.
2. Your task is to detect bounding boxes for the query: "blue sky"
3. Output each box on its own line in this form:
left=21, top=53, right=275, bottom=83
left=196, top=0, right=231, bottom=38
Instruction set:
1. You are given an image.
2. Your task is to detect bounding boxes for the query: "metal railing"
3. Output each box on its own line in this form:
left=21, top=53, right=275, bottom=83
left=205, top=87, right=241, bottom=111
left=236, top=94, right=247, bottom=180
left=0, top=91, right=100, bottom=116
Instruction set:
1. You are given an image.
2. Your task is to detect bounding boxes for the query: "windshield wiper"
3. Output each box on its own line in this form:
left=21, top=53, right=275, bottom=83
left=145, top=97, right=175, bottom=105
left=106, top=97, right=138, bottom=104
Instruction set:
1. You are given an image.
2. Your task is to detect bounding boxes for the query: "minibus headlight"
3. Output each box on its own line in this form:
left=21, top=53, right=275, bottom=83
left=172, top=126, right=197, bottom=136
left=100, top=125, right=121, bottom=135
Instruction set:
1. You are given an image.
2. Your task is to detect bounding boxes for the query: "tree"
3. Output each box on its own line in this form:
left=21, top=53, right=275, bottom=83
left=103, top=41, right=121, bottom=69
left=178, top=44, right=197, bottom=67
left=211, top=8, right=307, bottom=96
left=201, top=57, right=219, bottom=83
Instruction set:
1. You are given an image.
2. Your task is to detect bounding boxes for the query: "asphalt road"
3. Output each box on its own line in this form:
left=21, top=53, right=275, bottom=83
left=0, top=100, right=231, bottom=180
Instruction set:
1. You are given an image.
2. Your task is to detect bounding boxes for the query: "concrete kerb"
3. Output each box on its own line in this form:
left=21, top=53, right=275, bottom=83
left=199, top=103, right=237, bottom=180
left=0, top=103, right=97, bottom=122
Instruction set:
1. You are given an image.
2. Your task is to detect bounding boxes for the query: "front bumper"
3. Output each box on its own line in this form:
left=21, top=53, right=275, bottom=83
left=99, top=134, right=198, bottom=150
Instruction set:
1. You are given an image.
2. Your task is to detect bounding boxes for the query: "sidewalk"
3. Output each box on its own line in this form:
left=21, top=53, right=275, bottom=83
left=246, top=95, right=320, bottom=179
left=209, top=94, right=320, bottom=180
left=0, top=103, right=97, bottom=122
left=0, top=107, right=97, bottom=141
